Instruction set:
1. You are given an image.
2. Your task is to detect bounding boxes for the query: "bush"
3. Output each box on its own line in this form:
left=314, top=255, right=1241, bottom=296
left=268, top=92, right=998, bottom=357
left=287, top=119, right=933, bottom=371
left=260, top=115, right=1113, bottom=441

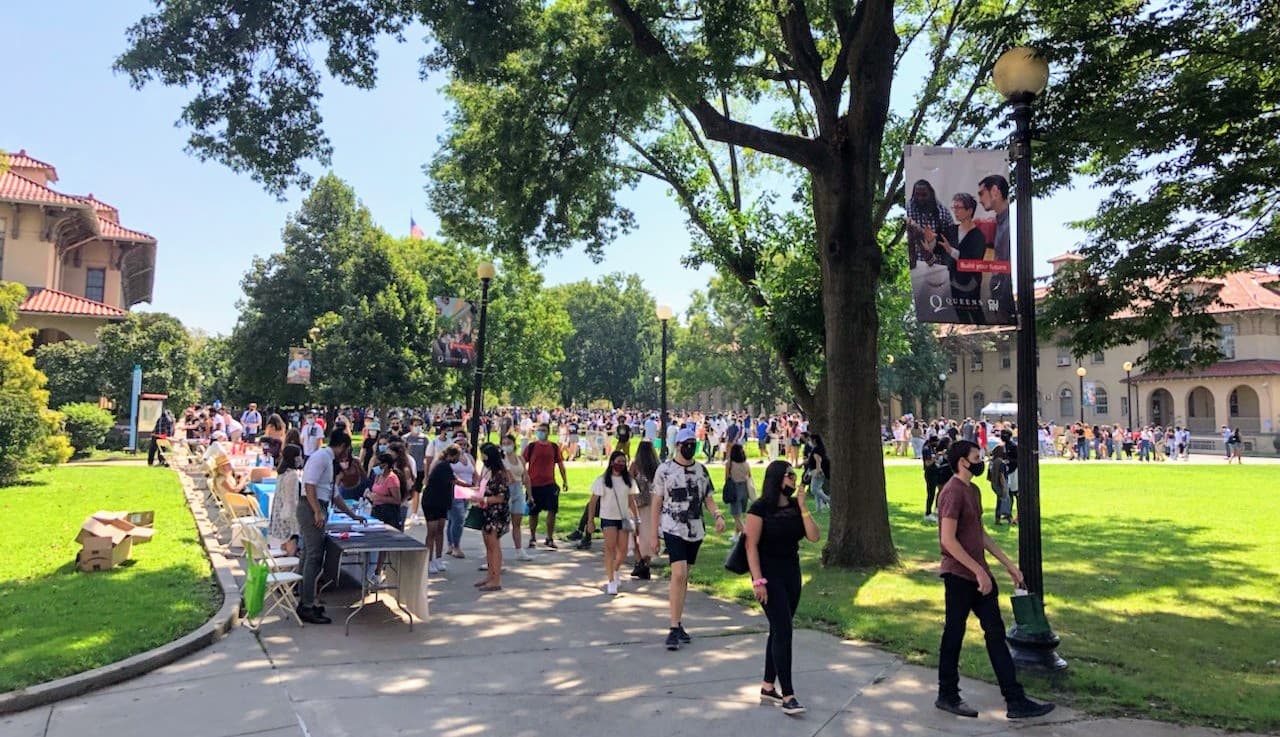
left=59, top=402, right=115, bottom=456
left=0, top=393, right=48, bottom=485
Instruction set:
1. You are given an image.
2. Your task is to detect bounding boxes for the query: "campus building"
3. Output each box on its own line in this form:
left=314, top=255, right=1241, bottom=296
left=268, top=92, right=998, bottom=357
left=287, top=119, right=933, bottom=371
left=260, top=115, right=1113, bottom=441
left=939, top=253, right=1280, bottom=453
left=0, top=149, right=156, bottom=346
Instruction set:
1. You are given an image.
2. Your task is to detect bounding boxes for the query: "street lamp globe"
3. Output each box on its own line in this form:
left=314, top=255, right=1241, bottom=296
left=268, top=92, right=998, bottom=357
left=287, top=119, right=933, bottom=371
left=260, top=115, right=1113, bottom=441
left=655, top=304, right=673, bottom=321
left=993, top=47, right=1050, bottom=101
left=1076, top=366, right=1087, bottom=378
left=1122, top=361, right=1134, bottom=372
left=886, top=354, right=894, bottom=365
left=939, top=372, right=947, bottom=382
left=476, top=261, right=496, bottom=280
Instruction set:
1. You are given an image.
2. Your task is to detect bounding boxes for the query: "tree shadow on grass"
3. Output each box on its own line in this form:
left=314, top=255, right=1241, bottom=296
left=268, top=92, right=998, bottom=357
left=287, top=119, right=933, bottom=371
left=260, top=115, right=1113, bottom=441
left=0, top=563, right=221, bottom=693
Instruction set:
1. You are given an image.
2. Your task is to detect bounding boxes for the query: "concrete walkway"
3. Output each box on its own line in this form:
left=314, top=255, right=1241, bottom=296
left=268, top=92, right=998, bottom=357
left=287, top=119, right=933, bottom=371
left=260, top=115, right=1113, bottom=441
left=3, top=527, right=1265, bottom=737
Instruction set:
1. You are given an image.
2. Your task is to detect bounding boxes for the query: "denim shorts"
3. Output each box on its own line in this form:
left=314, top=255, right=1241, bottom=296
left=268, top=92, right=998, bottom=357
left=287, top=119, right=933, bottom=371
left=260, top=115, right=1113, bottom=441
left=508, top=482, right=528, bottom=515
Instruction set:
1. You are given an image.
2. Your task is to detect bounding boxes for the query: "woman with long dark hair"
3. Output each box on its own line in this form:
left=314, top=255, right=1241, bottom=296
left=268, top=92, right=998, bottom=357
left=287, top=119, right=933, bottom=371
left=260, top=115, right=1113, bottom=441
left=475, top=443, right=511, bottom=591
left=745, top=460, right=820, bottom=716
left=587, top=450, right=640, bottom=595
left=802, top=434, right=830, bottom=512
left=723, top=443, right=754, bottom=536
left=628, top=440, right=660, bottom=579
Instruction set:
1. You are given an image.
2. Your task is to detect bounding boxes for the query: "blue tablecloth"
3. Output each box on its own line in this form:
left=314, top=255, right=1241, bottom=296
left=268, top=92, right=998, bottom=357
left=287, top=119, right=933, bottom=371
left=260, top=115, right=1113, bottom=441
left=248, top=482, right=276, bottom=518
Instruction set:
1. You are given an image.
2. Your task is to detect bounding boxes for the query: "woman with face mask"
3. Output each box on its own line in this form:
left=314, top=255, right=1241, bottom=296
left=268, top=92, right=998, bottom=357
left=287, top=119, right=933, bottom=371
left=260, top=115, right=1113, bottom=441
left=501, top=435, right=533, bottom=561
left=267, top=444, right=305, bottom=556
left=586, top=450, right=641, bottom=596
left=744, top=460, right=821, bottom=716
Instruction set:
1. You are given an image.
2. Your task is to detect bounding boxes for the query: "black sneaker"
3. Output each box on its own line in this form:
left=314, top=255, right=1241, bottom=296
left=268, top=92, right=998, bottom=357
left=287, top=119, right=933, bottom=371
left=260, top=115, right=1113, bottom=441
left=780, top=697, right=806, bottom=716
left=566, top=530, right=584, bottom=542
left=575, top=538, right=592, bottom=550
left=676, top=623, right=692, bottom=643
left=935, top=697, right=978, bottom=718
left=632, top=563, right=651, bottom=580
left=1006, top=697, right=1055, bottom=719
left=665, top=628, right=681, bottom=651
left=760, top=687, right=784, bottom=706
left=297, top=606, right=331, bottom=625
left=544, top=539, right=558, bottom=550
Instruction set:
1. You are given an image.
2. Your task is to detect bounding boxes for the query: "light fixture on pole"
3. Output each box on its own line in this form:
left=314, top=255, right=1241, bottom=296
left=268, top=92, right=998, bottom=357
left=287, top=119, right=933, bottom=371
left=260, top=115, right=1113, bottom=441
left=1076, top=366, right=1087, bottom=424
left=994, top=46, right=1065, bottom=671
left=938, top=372, right=948, bottom=419
left=469, top=260, right=496, bottom=450
left=1122, top=361, right=1134, bottom=429
left=656, top=305, right=673, bottom=459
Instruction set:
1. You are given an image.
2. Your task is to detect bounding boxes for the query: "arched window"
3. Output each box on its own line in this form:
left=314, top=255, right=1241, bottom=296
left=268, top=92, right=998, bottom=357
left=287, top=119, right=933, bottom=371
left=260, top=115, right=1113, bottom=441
left=1059, top=388, right=1074, bottom=418
left=948, top=393, right=960, bottom=418
left=1095, top=387, right=1109, bottom=415
left=972, top=391, right=985, bottom=416
left=1000, top=390, right=1013, bottom=403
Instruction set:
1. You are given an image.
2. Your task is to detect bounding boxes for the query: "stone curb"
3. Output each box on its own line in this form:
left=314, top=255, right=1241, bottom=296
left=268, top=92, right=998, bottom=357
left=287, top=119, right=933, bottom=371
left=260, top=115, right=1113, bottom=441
left=0, top=466, right=241, bottom=715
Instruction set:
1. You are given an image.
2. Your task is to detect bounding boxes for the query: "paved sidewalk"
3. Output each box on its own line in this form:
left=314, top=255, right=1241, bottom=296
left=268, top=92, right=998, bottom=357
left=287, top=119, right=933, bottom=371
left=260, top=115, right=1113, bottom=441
left=3, top=527, right=1266, bottom=737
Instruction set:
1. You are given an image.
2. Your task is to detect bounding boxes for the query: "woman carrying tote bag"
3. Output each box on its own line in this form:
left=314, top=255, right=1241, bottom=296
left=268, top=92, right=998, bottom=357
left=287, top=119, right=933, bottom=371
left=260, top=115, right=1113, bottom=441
left=586, top=450, right=640, bottom=596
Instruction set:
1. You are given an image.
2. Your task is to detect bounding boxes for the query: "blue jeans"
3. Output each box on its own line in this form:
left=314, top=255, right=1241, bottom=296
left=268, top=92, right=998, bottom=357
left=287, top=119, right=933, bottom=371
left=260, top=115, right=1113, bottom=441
left=447, top=498, right=467, bottom=548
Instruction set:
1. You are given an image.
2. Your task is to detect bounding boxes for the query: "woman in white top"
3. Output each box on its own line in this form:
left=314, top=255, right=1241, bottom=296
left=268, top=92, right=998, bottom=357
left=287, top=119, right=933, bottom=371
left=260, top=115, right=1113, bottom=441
left=501, top=434, right=533, bottom=561
left=586, top=450, right=640, bottom=596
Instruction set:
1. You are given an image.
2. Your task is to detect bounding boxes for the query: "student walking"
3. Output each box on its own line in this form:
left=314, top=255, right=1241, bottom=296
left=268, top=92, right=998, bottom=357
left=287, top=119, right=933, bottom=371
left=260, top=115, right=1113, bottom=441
left=745, top=460, right=821, bottom=716
left=586, top=451, right=640, bottom=595
left=934, top=440, right=1054, bottom=720
left=650, top=427, right=726, bottom=650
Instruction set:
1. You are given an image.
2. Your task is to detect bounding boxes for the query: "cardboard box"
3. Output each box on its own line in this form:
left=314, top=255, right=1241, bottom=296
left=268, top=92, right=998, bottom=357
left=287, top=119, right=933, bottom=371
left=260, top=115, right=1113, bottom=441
left=74, top=510, right=155, bottom=572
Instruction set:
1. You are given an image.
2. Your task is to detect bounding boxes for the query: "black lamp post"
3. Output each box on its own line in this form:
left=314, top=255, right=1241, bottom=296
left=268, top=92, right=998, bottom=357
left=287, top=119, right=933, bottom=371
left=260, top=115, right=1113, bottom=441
left=1123, top=361, right=1135, bottom=428
left=938, top=372, right=948, bottom=419
left=1076, top=366, right=1087, bottom=425
left=994, top=46, right=1066, bottom=671
left=469, top=261, right=496, bottom=450
left=656, top=305, right=672, bottom=459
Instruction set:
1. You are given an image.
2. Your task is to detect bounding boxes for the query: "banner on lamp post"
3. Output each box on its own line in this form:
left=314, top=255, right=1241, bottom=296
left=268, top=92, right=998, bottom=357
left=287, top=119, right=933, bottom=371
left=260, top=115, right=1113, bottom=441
left=1083, top=381, right=1097, bottom=407
left=286, top=347, right=312, bottom=385
left=903, top=145, right=1016, bottom=326
left=431, top=297, right=477, bottom=368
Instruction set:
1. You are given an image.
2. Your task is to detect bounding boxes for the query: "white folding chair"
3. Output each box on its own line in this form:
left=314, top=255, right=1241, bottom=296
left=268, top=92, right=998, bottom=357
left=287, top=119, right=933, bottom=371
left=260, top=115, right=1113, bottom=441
left=237, top=521, right=304, bottom=630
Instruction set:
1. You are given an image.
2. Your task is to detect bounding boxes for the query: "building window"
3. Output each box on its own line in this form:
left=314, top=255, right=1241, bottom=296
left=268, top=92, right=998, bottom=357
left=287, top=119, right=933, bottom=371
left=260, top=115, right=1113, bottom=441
left=970, top=350, right=983, bottom=372
left=1059, top=388, right=1073, bottom=418
left=1219, top=324, right=1236, bottom=360
left=948, top=393, right=960, bottom=418
left=1095, top=387, right=1109, bottom=415
left=85, top=268, right=106, bottom=303
left=1035, top=347, right=1040, bottom=367
left=1121, top=396, right=1129, bottom=417
left=1091, top=351, right=1105, bottom=364
left=1230, top=389, right=1239, bottom=417
left=999, top=345, right=1011, bottom=370
left=972, top=391, right=985, bottom=416
left=1056, top=346, right=1071, bottom=367
left=948, top=354, right=958, bottom=373
left=0, top=217, right=6, bottom=278
left=1000, top=390, right=1013, bottom=403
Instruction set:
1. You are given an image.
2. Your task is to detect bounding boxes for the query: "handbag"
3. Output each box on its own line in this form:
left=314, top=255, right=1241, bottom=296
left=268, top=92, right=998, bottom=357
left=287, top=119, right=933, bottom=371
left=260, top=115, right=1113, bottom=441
left=1009, top=590, right=1051, bottom=635
left=463, top=504, right=486, bottom=530
left=724, top=533, right=749, bottom=575
left=611, top=483, right=634, bottom=531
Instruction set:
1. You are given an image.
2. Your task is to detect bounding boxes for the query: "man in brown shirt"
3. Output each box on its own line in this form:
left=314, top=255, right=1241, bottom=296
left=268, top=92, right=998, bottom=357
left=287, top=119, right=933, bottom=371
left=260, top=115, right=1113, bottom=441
left=935, top=440, right=1054, bottom=720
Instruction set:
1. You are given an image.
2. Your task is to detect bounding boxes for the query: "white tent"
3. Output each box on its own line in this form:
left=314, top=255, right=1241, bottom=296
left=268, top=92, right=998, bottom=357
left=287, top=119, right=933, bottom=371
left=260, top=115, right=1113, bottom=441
left=980, top=402, right=1018, bottom=417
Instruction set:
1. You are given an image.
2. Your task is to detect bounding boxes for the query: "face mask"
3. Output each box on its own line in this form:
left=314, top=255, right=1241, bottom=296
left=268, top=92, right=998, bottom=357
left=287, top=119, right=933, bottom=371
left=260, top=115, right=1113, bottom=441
left=781, top=483, right=796, bottom=497
left=377, top=444, right=388, bottom=453
left=967, top=460, right=985, bottom=477
left=536, top=431, right=548, bottom=441
left=612, top=462, right=626, bottom=473
left=678, top=442, right=697, bottom=460
left=372, top=466, right=383, bottom=477
left=502, top=444, right=514, bottom=452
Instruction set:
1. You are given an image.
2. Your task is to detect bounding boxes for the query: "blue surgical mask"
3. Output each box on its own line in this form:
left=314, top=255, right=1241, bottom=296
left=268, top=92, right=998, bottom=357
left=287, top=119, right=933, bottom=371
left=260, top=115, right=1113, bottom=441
left=372, top=466, right=383, bottom=477
left=536, top=431, right=548, bottom=441
left=377, top=444, right=388, bottom=453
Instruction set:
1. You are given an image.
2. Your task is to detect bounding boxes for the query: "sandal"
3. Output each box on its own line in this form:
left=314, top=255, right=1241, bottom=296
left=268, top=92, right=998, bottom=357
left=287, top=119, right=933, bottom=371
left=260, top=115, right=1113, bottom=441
left=478, top=584, right=502, bottom=592
left=474, top=580, right=487, bottom=587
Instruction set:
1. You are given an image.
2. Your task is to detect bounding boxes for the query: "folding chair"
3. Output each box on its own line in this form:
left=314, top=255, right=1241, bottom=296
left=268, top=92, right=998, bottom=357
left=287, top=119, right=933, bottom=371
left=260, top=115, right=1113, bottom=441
left=237, top=520, right=304, bottom=630
left=211, top=483, right=266, bottom=548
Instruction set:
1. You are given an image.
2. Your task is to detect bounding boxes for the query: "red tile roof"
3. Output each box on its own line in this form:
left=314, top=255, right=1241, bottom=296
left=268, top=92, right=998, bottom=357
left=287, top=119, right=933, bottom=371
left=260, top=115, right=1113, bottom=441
left=99, top=218, right=156, bottom=244
left=1132, top=359, right=1280, bottom=383
left=0, top=170, right=92, bottom=209
left=77, top=194, right=120, bottom=223
left=19, top=288, right=126, bottom=318
left=2, top=149, right=58, bottom=182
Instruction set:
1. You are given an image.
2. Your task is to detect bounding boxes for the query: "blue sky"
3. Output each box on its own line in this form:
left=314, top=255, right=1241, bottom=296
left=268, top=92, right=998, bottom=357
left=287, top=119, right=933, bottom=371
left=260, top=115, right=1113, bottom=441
left=5, top=2, right=1098, bottom=335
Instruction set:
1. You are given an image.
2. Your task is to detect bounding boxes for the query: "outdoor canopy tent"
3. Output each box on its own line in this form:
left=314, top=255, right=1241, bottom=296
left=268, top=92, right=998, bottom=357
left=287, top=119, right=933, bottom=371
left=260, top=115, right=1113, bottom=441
left=980, top=402, right=1018, bottom=417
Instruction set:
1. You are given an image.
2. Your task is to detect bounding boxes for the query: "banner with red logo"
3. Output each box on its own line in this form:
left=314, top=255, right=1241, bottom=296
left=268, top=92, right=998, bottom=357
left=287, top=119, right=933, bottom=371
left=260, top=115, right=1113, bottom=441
left=903, top=145, right=1015, bottom=325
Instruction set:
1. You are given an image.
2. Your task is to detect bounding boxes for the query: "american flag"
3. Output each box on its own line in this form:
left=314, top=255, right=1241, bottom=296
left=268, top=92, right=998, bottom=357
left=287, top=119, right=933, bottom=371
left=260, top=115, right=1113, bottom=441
left=410, top=216, right=425, bottom=240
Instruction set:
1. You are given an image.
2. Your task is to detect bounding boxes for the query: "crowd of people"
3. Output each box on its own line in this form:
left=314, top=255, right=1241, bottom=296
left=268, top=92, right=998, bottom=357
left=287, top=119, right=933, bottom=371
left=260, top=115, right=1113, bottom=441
left=185, top=400, right=1055, bottom=721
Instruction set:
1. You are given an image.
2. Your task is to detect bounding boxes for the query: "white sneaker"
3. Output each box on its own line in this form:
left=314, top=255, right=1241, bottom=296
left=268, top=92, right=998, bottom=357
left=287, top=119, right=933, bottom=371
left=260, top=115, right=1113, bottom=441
left=428, top=559, right=441, bottom=574
left=437, top=559, right=448, bottom=572
left=924, top=513, right=938, bottom=522
left=517, top=549, right=533, bottom=561
left=606, top=581, right=618, bottom=596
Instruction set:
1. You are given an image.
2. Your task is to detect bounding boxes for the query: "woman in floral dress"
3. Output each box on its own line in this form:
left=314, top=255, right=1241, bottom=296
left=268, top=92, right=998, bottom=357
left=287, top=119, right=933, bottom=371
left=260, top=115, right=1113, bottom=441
left=475, top=443, right=511, bottom=591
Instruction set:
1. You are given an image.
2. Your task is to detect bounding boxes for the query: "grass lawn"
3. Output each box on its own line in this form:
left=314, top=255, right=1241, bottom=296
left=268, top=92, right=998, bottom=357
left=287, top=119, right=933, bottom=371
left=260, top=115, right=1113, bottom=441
left=0, top=466, right=220, bottom=693
left=546, top=461, right=1278, bottom=732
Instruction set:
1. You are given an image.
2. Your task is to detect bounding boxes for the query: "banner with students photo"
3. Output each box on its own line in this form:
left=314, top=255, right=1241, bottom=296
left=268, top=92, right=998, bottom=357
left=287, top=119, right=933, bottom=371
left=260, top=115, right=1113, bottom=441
left=903, top=145, right=1015, bottom=325
left=431, top=297, right=477, bottom=368
left=286, top=347, right=312, bottom=385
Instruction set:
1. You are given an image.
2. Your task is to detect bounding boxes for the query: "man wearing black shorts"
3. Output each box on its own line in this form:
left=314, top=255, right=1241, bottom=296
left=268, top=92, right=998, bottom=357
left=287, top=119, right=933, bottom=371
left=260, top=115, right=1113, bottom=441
left=523, top=423, right=569, bottom=549
left=650, top=427, right=726, bottom=651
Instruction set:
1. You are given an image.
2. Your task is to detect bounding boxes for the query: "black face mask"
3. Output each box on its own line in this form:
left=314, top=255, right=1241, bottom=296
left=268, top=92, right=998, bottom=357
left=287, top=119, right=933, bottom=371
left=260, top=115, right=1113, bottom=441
left=678, top=442, right=697, bottom=460
left=967, top=460, right=985, bottom=477
left=781, top=483, right=796, bottom=497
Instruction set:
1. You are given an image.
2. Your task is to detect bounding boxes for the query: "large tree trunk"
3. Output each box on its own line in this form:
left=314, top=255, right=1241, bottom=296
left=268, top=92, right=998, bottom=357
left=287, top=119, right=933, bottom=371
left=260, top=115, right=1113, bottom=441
left=814, top=164, right=898, bottom=568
